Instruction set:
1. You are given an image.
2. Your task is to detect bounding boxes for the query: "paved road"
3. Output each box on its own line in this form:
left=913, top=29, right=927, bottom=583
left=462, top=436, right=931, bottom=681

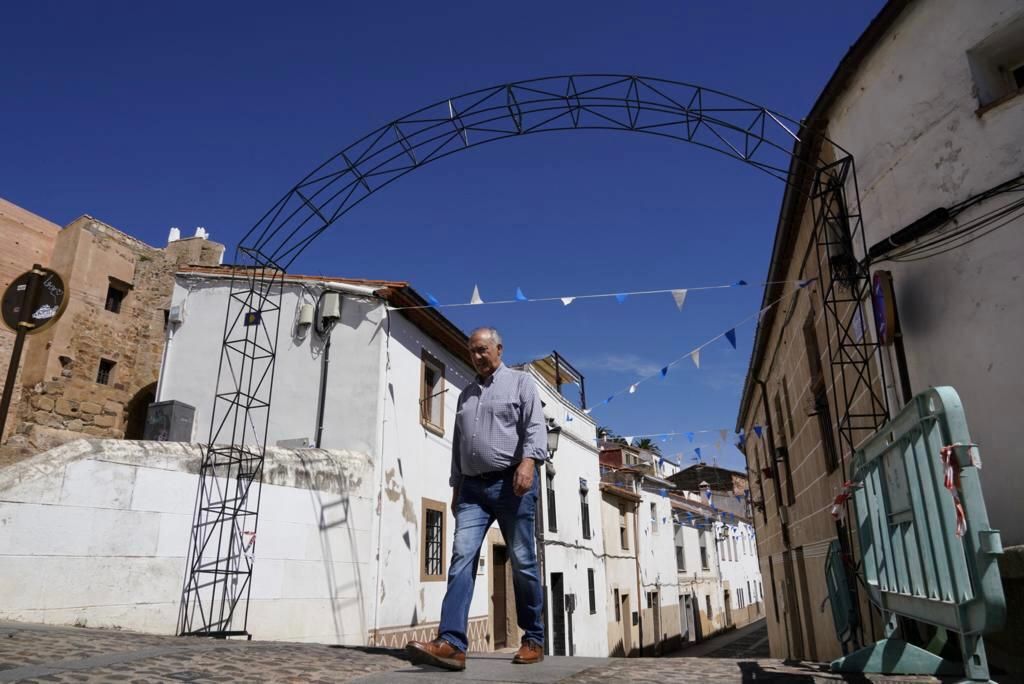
left=668, top=618, right=770, bottom=659
left=0, top=621, right=951, bottom=683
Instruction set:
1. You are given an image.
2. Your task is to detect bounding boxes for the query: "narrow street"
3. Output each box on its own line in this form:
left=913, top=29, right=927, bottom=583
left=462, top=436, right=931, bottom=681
left=0, top=621, right=955, bottom=683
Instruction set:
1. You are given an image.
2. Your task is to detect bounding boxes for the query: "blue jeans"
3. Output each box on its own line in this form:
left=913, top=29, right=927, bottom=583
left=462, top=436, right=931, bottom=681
left=438, top=466, right=544, bottom=652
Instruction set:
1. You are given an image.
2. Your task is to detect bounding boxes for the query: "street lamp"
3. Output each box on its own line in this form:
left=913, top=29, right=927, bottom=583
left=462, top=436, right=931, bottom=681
left=546, top=423, right=562, bottom=458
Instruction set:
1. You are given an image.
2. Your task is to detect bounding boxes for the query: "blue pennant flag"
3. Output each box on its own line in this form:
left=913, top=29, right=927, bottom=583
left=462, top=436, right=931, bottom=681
left=695, top=447, right=702, bottom=459
left=565, top=413, right=574, bottom=423
left=615, top=293, right=628, bottom=303
left=660, top=366, right=669, bottom=379
left=725, top=328, right=737, bottom=349
left=426, top=292, right=440, bottom=307
left=686, top=432, right=695, bottom=443
left=515, top=287, right=528, bottom=302
left=753, top=425, right=763, bottom=438
left=606, top=395, right=615, bottom=404
left=733, top=279, right=748, bottom=287
left=659, top=488, right=667, bottom=497
left=798, top=278, right=814, bottom=288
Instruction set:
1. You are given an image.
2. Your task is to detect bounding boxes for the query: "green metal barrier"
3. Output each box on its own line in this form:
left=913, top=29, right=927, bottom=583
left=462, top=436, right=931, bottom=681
left=830, top=387, right=1005, bottom=681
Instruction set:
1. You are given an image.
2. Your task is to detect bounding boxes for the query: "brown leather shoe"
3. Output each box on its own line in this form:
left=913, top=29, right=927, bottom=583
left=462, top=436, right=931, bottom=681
left=512, top=640, right=544, bottom=664
left=406, top=638, right=466, bottom=671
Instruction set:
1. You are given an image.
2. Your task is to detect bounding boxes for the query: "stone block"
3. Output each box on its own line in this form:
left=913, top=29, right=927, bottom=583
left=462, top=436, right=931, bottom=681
left=43, top=381, right=62, bottom=394
left=67, top=419, right=85, bottom=432
left=31, top=410, right=60, bottom=428
left=93, top=414, right=116, bottom=428
left=103, top=401, right=121, bottom=414
left=32, top=396, right=55, bottom=412
left=83, top=426, right=106, bottom=437
left=80, top=401, right=102, bottom=415
left=55, top=399, right=78, bottom=417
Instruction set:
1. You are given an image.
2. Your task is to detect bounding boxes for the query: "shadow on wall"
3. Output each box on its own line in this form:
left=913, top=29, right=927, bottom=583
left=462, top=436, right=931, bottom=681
left=295, top=450, right=366, bottom=645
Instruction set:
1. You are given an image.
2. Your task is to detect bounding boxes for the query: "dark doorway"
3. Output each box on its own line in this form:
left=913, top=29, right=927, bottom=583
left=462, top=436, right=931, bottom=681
left=492, top=545, right=508, bottom=649
left=724, top=589, right=733, bottom=627
left=551, top=573, right=565, bottom=656
left=691, top=594, right=703, bottom=642
left=124, top=383, right=157, bottom=440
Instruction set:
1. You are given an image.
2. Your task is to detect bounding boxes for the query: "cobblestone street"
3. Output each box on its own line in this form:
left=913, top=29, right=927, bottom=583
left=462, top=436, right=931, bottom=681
left=0, top=621, right=958, bottom=683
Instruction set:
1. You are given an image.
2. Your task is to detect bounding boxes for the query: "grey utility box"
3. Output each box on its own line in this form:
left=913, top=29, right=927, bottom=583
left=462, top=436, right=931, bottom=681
left=144, top=400, right=196, bottom=442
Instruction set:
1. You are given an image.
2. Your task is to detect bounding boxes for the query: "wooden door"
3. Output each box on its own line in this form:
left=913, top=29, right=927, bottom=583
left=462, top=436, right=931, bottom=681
left=492, top=545, right=508, bottom=649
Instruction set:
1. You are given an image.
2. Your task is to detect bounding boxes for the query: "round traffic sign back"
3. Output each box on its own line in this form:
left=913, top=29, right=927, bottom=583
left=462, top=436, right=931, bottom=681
left=1, top=267, right=68, bottom=334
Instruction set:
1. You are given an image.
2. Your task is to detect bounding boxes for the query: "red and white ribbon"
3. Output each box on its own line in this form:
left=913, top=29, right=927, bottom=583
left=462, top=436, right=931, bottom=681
left=830, top=480, right=861, bottom=521
left=939, top=446, right=968, bottom=537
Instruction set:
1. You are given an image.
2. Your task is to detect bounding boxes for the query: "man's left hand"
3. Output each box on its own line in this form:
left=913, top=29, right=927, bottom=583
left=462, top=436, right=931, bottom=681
left=513, top=458, right=536, bottom=497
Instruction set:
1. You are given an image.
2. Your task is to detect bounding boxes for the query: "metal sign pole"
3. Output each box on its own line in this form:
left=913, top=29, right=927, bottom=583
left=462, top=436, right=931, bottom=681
left=0, top=265, right=44, bottom=441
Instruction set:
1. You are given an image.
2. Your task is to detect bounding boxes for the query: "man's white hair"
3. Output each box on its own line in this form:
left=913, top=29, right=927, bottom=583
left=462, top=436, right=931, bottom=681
left=469, top=326, right=503, bottom=346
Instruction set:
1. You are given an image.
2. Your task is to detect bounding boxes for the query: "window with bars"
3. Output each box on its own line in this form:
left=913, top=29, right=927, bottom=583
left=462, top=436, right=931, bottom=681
left=614, top=588, right=621, bottom=622
left=421, top=499, right=446, bottom=581
left=580, top=489, right=591, bottom=539
left=650, top=502, right=658, bottom=533
left=546, top=470, right=557, bottom=533
left=96, top=358, right=115, bottom=385
left=705, top=594, right=713, bottom=619
left=587, top=569, right=596, bottom=614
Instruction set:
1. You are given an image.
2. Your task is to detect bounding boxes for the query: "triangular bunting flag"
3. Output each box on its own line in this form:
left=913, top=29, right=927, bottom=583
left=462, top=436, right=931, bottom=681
left=583, top=408, right=593, bottom=415
left=671, top=289, right=688, bottom=312
left=695, top=447, right=702, bottom=460
left=625, top=436, right=633, bottom=445
left=753, top=425, right=763, bottom=438
left=686, top=432, right=695, bottom=443
left=515, top=287, right=528, bottom=302
left=426, top=292, right=440, bottom=307
left=629, top=384, right=637, bottom=394
left=615, top=293, right=628, bottom=303
left=660, top=366, right=669, bottom=378
left=725, top=328, right=737, bottom=349
left=561, top=297, right=575, bottom=306
left=470, top=285, right=484, bottom=305
left=606, top=395, right=614, bottom=404
left=690, top=349, right=701, bottom=369
left=733, top=279, right=748, bottom=286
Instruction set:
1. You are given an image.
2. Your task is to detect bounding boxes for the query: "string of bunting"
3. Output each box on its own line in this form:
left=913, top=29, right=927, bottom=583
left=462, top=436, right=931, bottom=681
left=387, top=277, right=813, bottom=311
left=584, top=280, right=814, bottom=415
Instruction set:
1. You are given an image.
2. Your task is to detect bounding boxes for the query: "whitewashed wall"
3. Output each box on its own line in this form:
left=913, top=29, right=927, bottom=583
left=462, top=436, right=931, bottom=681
left=153, top=276, right=490, bottom=644
left=0, top=440, right=375, bottom=643
left=636, top=484, right=682, bottom=651
left=717, top=520, right=762, bottom=625
left=599, top=487, right=641, bottom=656
left=529, top=367, right=608, bottom=657
left=827, top=0, right=1024, bottom=544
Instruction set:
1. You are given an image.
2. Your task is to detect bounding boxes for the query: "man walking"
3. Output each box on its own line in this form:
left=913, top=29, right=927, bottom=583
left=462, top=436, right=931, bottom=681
left=407, top=327, right=547, bottom=670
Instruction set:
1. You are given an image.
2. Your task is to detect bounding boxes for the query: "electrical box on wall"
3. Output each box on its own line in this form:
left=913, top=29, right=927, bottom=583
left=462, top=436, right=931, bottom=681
left=144, top=400, right=195, bottom=441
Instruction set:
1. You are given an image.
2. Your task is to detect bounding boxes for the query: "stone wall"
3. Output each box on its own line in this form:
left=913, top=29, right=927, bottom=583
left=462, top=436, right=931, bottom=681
left=0, top=198, right=60, bottom=444
left=3, top=215, right=223, bottom=457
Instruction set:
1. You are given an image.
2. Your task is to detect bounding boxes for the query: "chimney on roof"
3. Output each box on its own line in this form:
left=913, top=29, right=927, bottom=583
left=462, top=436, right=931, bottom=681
left=168, top=227, right=181, bottom=243
left=194, top=226, right=209, bottom=240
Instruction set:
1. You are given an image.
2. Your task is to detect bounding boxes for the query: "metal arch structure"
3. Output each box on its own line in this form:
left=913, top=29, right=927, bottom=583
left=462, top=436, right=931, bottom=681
left=177, top=74, right=888, bottom=637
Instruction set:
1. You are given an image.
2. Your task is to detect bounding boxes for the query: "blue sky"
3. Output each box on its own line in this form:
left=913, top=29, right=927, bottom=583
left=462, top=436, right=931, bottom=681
left=1, top=1, right=885, bottom=471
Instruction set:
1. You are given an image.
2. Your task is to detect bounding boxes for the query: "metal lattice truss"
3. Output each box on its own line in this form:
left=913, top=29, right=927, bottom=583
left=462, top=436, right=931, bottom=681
left=240, top=75, right=852, bottom=270
left=178, top=260, right=283, bottom=637
left=810, top=157, right=889, bottom=461
left=179, top=74, right=885, bottom=638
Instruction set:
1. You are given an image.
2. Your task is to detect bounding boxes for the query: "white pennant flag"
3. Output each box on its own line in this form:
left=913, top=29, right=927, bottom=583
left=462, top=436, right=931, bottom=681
left=629, top=384, right=637, bottom=394
left=671, top=289, right=688, bottom=312
left=560, top=297, right=575, bottom=306
left=690, top=349, right=701, bottom=369
left=625, top=436, right=634, bottom=446
left=470, top=285, right=484, bottom=305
